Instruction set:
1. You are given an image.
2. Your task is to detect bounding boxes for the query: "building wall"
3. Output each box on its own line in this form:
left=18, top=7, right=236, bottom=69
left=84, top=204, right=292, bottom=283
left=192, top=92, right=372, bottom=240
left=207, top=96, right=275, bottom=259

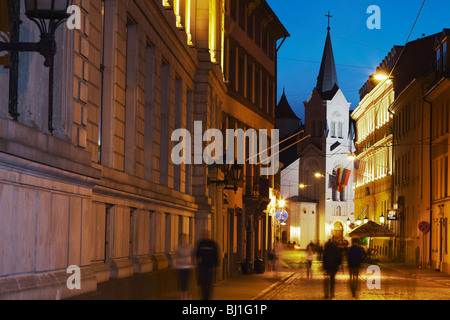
left=352, top=77, right=394, bottom=260
left=0, top=0, right=287, bottom=298
left=427, top=75, right=450, bottom=273
left=0, top=0, right=219, bottom=298
left=286, top=202, right=317, bottom=248
left=390, top=78, right=431, bottom=266
left=387, top=30, right=449, bottom=271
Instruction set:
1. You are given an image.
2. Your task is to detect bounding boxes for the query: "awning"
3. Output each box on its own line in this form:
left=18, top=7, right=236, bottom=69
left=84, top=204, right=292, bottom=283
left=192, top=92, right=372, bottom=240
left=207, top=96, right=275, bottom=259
left=346, top=220, right=395, bottom=238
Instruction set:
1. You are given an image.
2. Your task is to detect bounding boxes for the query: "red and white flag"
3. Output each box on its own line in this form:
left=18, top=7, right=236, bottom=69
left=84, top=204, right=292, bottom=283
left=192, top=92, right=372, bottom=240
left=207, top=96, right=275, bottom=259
left=353, top=159, right=366, bottom=183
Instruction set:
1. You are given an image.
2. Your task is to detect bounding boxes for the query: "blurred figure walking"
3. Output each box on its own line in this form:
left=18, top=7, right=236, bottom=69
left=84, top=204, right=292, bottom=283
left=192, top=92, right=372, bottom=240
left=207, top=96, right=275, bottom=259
left=322, top=238, right=342, bottom=299
left=175, top=233, right=194, bottom=300
left=273, top=237, right=283, bottom=277
left=195, top=231, right=218, bottom=300
left=305, top=241, right=315, bottom=279
left=347, top=238, right=365, bottom=298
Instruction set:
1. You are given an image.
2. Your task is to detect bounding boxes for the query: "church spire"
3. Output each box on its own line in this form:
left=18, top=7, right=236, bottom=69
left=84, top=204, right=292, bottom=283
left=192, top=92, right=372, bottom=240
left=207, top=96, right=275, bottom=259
left=276, top=89, right=300, bottom=120
left=316, top=15, right=339, bottom=96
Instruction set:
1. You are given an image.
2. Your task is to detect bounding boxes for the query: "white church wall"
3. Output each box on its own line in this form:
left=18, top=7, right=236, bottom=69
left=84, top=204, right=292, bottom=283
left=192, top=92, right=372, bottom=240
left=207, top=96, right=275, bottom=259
left=287, top=202, right=317, bottom=248
left=280, top=159, right=299, bottom=199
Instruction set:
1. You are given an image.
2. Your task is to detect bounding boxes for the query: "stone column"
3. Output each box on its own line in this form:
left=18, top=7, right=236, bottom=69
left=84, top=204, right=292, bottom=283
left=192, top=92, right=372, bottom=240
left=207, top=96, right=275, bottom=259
left=107, top=205, right=134, bottom=279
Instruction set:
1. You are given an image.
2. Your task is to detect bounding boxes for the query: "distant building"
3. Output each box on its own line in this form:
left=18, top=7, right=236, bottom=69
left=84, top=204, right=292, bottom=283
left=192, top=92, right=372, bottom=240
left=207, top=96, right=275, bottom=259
left=275, top=89, right=315, bottom=246
left=222, top=0, right=289, bottom=275
left=425, top=29, right=450, bottom=273
left=352, top=48, right=395, bottom=260
left=355, top=31, right=445, bottom=265
left=297, top=26, right=355, bottom=244
left=276, top=89, right=302, bottom=198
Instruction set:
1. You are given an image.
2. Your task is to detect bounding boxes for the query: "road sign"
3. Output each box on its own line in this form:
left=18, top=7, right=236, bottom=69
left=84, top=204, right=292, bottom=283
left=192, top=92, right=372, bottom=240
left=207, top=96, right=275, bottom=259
left=418, top=221, right=430, bottom=233
left=275, top=209, right=288, bottom=223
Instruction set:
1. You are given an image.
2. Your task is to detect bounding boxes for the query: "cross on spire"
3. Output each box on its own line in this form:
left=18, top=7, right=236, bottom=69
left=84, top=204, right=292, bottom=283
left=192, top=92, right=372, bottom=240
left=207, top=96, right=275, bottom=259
left=326, top=11, right=332, bottom=30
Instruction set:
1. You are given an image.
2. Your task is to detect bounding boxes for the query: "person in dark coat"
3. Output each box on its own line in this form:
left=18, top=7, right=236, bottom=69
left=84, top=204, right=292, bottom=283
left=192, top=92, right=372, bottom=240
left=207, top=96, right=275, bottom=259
left=347, top=238, right=365, bottom=298
left=322, top=238, right=342, bottom=299
left=195, top=231, right=219, bottom=300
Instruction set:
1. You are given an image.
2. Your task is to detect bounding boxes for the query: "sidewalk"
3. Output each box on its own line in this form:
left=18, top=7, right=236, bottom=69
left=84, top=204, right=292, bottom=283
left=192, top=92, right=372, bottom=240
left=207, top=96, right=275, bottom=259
left=379, top=262, right=450, bottom=287
left=70, top=268, right=295, bottom=300
left=163, top=270, right=295, bottom=300
left=205, top=271, right=294, bottom=300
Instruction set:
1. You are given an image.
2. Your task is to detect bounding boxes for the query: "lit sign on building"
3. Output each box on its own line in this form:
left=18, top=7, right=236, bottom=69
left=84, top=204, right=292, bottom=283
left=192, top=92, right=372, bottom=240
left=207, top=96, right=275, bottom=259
left=387, top=210, right=398, bottom=221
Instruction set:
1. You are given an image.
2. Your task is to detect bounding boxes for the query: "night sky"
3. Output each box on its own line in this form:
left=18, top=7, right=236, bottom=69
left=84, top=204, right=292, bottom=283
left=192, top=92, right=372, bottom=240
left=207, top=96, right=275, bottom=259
left=267, top=0, right=450, bottom=122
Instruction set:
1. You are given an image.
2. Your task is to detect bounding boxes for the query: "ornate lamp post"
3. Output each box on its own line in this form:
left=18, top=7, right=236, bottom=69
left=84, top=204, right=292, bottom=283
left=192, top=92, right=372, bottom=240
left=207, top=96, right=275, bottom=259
left=0, top=0, right=72, bottom=133
left=208, top=163, right=243, bottom=193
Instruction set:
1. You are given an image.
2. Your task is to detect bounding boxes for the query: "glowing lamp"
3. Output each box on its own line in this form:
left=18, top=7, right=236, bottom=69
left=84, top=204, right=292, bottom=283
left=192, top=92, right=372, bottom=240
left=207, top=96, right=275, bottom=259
left=373, top=73, right=389, bottom=81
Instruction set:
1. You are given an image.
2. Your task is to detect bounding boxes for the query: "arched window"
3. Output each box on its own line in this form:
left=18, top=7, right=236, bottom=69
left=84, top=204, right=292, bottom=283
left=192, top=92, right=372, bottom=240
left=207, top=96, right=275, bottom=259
left=330, top=121, right=336, bottom=137
left=337, top=122, right=343, bottom=138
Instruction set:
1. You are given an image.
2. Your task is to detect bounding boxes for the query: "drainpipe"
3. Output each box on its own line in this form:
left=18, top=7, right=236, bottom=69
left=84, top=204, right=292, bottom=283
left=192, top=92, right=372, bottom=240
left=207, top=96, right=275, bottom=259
left=423, top=96, right=432, bottom=268
left=387, top=106, right=397, bottom=262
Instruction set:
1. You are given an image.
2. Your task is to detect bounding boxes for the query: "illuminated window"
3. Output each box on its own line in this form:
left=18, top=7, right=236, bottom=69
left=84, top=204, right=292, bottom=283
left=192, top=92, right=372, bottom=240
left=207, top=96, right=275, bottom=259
left=209, top=0, right=217, bottom=63
left=185, top=0, right=193, bottom=45
left=443, top=41, right=447, bottom=71
left=437, top=47, right=441, bottom=71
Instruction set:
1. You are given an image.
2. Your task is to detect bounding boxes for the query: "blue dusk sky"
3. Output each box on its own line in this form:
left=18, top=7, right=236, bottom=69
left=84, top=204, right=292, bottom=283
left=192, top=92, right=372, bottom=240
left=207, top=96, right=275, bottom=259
left=267, top=0, right=450, bottom=121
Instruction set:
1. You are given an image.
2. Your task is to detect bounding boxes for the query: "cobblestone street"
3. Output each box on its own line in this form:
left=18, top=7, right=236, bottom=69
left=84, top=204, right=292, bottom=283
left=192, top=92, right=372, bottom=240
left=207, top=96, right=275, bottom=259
left=257, top=247, right=450, bottom=300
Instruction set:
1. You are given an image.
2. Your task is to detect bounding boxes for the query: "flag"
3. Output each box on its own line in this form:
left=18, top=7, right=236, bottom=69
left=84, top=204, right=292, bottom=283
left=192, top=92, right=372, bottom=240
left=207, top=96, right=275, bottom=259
left=353, top=159, right=366, bottom=183
left=0, top=0, right=11, bottom=67
left=333, top=167, right=340, bottom=191
left=328, top=173, right=336, bottom=190
left=338, top=167, right=351, bottom=187
left=333, top=166, right=351, bottom=193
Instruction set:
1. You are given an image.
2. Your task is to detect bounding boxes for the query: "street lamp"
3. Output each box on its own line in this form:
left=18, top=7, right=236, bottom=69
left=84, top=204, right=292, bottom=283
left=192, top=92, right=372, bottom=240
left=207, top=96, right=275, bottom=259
left=373, top=73, right=389, bottom=81
left=380, top=214, right=385, bottom=224
left=364, top=216, right=369, bottom=224
left=0, top=0, right=73, bottom=132
left=24, top=0, right=72, bottom=20
left=209, top=163, right=243, bottom=193
left=314, top=172, right=324, bottom=178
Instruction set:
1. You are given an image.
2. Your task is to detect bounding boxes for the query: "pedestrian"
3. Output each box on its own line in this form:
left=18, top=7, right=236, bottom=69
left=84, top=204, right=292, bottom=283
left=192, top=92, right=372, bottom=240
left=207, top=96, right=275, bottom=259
left=316, top=242, right=323, bottom=261
left=195, top=231, right=219, bottom=300
left=175, top=233, right=194, bottom=300
left=347, top=238, right=365, bottom=298
left=322, top=238, right=342, bottom=299
left=273, top=237, right=283, bottom=277
left=305, top=241, right=315, bottom=279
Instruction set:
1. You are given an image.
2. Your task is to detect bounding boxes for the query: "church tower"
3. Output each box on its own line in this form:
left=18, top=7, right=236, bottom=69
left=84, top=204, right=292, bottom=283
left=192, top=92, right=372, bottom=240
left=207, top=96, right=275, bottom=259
left=298, top=21, right=355, bottom=244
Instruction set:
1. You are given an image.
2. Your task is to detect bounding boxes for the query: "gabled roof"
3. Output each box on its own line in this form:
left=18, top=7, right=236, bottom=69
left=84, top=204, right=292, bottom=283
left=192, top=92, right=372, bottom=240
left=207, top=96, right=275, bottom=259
left=276, top=89, right=300, bottom=120
left=316, top=28, right=339, bottom=98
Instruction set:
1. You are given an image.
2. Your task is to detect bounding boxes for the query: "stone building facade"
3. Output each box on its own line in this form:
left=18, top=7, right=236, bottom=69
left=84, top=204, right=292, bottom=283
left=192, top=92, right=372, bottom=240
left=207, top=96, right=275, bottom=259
left=0, top=0, right=287, bottom=299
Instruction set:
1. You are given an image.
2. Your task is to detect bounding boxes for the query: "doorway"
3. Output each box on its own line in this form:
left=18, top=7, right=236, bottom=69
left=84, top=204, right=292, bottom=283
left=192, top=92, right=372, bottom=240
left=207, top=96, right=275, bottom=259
left=332, top=221, right=344, bottom=241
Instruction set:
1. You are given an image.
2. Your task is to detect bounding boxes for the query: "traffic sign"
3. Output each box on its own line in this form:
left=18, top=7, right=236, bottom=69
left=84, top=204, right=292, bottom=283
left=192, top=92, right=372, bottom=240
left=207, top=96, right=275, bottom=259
left=418, top=221, right=430, bottom=233
left=275, top=209, right=288, bottom=223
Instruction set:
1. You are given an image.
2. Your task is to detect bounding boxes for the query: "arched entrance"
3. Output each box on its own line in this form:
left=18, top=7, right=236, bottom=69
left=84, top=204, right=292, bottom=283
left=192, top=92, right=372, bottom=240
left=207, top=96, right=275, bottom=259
left=332, top=221, right=344, bottom=241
